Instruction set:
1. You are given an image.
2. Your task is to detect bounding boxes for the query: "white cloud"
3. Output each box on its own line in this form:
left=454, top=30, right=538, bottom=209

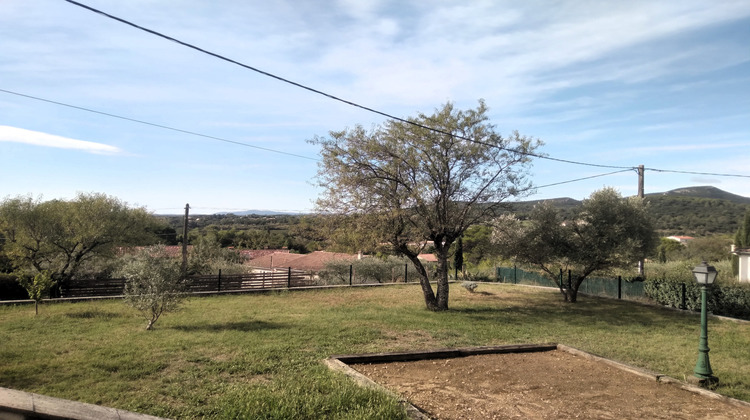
left=0, top=126, right=124, bottom=155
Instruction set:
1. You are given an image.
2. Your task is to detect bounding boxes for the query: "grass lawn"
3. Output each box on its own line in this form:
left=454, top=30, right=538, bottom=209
left=1, top=283, right=749, bottom=419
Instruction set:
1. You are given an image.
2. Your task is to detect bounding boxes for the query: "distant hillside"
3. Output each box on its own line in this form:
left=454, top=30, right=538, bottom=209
left=649, top=186, right=750, bottom=204
left=508, top=186, right=750, bottom=236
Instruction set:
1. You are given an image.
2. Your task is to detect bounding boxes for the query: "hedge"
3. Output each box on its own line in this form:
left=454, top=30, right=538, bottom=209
left=644, top=279, right=750, bottom=320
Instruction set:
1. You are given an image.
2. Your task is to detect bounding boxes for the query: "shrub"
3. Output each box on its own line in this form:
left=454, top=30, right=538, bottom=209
left=461, top=281, right=478, bottom=293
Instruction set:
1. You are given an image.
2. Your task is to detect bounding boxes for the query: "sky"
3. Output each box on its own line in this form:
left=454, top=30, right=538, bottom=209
left=1, top=0, right=749, bottom=214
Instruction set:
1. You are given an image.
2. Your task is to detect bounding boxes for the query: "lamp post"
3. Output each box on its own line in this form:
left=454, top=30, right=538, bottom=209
left=691, top=261, right=719, bottom=386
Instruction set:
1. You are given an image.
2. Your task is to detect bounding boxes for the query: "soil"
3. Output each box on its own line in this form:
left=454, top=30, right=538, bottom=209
left=351, top=350, right=750, bottom=420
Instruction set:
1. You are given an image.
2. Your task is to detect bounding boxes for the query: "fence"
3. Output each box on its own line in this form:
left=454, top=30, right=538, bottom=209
left=496, top=266, right=645, bottom=301
left=57, top=268, right=314, bottom=298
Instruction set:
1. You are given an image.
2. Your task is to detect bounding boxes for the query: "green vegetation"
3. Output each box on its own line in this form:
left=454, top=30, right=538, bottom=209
left=645, top=195, right=749, bottom=236
left=496, top=188, right=658, bottom=302
left=0, top=193, right=167, bottom=287
left=1, top=285, right=749, bottom=419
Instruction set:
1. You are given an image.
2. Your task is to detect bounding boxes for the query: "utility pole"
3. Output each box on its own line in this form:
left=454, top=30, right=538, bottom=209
left=182, top=203, right=190, bottom=277
left=637, top=165, right=645, bottom=276
left=637, top=165, right=644, bottom=198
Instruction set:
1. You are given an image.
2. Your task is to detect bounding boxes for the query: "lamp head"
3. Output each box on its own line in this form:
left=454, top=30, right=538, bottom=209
left=692, top=261, right=718, bottom=285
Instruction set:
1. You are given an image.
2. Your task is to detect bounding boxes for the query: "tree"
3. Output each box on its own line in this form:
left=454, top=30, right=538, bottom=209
left=462, top=225, right=496, bottom=266
left=495, top=188, right=657, bottom=303
left=733, top=209, right=750, bottom=276
left=655, top=237, right=685, bottom=263
left=311, top=101, right=540, bottom=311
left=187, top=233, right=246, bottom=275
left=0, top=193, right=159, bottom=294
left=17, top=270, right=55, bottom=315
left=684, top=235, right=732, bottom=262
left=118, top=246, right=186, bottom=330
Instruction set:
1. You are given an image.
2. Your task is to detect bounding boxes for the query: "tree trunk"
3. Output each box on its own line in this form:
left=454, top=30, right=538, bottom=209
left=403, top=252, right=439, bottom=310
left=563, top=275, right=583, bottom=303
left=35, top=301, right=39, bottom=316
left=433, top=243, right=451, bottom=311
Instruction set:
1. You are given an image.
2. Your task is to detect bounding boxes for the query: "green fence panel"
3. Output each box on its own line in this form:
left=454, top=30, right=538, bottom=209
left=621, top=280, right=645, bottom=299
left=496, top=266, right=648, bottom=300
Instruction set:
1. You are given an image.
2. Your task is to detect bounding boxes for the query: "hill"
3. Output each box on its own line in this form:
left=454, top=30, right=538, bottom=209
left=649, top=186, right=750, bottom=204
left=508, top=186, right=749, bottom=236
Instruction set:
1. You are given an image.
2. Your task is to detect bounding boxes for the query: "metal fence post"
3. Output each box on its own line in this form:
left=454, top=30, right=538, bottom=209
left=288, top=267, right=292, bottom=288
left=404, top=264, right=408, bottom=283
left=514, top=264, right=517, bottom=284
left=218, top=269, right=222, bottom=292
left=349, top=264, right=353, bottom=286
left=617, top=276, right=622, bottom=300
left=681, top=283, right=686, bottom=310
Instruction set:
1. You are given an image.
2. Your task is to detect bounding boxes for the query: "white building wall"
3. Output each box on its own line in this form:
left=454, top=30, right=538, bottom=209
left=740, top=254, right=750, bottom=283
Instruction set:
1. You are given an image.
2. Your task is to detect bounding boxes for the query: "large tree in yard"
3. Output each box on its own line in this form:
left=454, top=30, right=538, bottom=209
left=494, top=188, right=658, bottom=303
left=310, top=101, right=541, bottom=311
left=0, top=193, right=159, bottom=294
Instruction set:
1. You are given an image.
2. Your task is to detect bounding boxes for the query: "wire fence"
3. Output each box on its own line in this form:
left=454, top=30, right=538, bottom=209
left=496, top=266, right=646, bottom=301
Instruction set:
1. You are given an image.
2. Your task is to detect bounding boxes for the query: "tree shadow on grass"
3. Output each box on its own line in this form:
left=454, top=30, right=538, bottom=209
left=451, top=294, right=685, bottom=329
left=65, top=310, right=121, bottom=320
left=172, top=320, right=285, bottom=333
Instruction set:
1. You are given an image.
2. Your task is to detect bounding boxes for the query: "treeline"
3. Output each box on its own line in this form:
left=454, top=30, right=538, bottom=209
left=176, top=193, right=750, bottom=250
left=163, top=214, right=330, bottom=254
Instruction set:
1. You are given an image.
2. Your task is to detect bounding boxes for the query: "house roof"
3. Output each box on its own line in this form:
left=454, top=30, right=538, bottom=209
left=417, top=254, right=438, bottom=262
left=666, top=236, right=694, bottom=242
left=238, top=249, right=289, bottom=260
left=250, top=252, right=305, bottom=268
left=249, top=251, right=359, bottom=272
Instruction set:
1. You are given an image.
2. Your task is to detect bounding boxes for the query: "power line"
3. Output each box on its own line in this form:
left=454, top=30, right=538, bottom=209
left=4, top=86, right=749, bottom=184
left=526, top=169, right=634, bottom=192
left=62, top=0, right=632, bottom=171
left=646, top=167, right=750, bottom=179
left=0, top=88, right=317, bottom=161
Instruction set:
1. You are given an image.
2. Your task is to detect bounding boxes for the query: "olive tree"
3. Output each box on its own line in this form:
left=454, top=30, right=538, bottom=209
left=310, top=101, right=540, bottom=311
left=0, top=193, right=159, bottom=294
left=494, top=188, right=657, bottom=302
left=118, top=245, right=185, bottom=330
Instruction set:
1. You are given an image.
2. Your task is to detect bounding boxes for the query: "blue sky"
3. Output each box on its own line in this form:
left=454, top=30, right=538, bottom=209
left=1, top=0, right=749, bottom=214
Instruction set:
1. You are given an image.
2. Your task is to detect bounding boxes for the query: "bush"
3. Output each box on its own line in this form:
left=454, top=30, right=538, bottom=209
left=317, top=257, right=426, bottom=285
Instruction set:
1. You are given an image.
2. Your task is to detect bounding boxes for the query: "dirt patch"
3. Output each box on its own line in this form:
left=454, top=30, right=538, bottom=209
left=351, top=350, right=750, bottom=420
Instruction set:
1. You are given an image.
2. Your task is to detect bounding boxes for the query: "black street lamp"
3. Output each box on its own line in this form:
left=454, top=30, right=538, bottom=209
left=691, top=261, right=719, bottom=387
